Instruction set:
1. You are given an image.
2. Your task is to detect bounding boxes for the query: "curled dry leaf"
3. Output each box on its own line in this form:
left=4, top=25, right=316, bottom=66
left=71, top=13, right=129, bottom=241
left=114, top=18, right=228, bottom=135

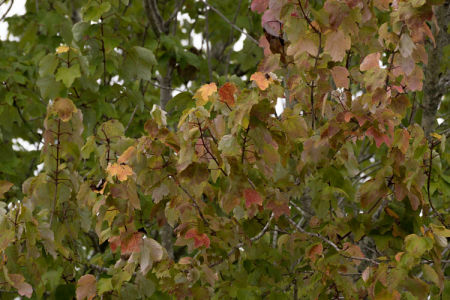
left=52, top=97, right=77, bottom=122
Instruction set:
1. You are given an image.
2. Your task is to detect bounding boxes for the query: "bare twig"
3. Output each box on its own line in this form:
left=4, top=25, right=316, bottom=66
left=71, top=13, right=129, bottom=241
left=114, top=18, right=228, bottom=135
left=0, top=0, right=13, bottom=21
left=202, top=0, right=258, bottom=45
left=164, top=0, right=185, bottom=28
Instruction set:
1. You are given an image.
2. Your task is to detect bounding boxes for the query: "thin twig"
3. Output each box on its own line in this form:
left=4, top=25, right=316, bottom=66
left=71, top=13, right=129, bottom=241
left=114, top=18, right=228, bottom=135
left=202, top=0, right=258, bottom=45
left=0, top=0, right=13, bottom=21
left=178, top=184, right=210, bottom=227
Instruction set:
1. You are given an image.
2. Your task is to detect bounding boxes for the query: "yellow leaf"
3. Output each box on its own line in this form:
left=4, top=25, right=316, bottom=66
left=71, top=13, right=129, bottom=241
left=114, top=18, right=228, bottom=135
left=194, top=83, right=217, bottom=106
left=52, top=97, right=77, bottom=122
left=56, top=45, right=70, bottom=54
left=250, top=72, right=270, bottom=90
left=430, top=132, right=442, bottom=140
left=106, top=163, right=134, bottom=182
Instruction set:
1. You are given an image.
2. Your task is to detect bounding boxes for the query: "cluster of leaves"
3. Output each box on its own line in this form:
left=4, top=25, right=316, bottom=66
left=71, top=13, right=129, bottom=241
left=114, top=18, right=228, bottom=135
left=0, top=0, right=449, bottom=299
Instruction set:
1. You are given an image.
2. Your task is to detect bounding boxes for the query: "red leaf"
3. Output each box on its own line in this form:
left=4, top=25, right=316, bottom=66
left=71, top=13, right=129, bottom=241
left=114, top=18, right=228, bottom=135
left=185, top=228, right=210, bottom=248
left=121, top=232, right=143, bottom=255
left=108, top=236, right=120, bottom=252
left=244, top=188, right=263, bottom=208
left=307, top=243, right=323, bottom=262
left=366, top=127, right=390, bottom=148
left=218, top=82, right=237, bottom=106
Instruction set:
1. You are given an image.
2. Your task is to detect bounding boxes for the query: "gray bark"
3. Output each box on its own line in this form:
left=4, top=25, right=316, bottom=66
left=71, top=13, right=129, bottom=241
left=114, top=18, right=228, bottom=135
left=422, top=2, right=450, bottom=136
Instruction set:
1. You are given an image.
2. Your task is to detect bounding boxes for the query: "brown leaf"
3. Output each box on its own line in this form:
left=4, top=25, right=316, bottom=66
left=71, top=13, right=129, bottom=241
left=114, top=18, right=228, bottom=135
left=0, top=180, right=13, bottom=199
left=9, top=274, right=33, bottom=298
left=331, top=66, right=350, bottom=88
left=106, top=163, right=133, bottom=182
left=76, top=274, right=96, bottom=300
left=218, top=82, right=237, bottom=106
left=52, top=97, right=77, bottom=122
left=121, top=232, right=143, bottom=255
left=250, top=72, right=270, bottom=90
left=324, top=30, right=351, bottom=62
left=307, top=243, right=323, bottom=262
left=360, top=53, right=381, bottom=71
left=343, top=242, right=365, bottom=265
left=244, top=188, right=263, bottom=208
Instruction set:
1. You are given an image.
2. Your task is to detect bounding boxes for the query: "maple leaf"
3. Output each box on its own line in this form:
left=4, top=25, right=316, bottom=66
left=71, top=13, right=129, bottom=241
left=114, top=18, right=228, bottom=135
left=194, top=83, right=217, bottom=106
left=218, top=82, right=237, bottom=106
left=9, top=274, right=33, bottom=298
left=366, top=126, right=391, bottom=148
left=250, top=72, right=270, bottom=90
left=76, top=274, right=96, bottom=300
left=185, top=228, right=210, bottom=248
left=324, top=30, right=351, bottom=62
left=244, top=188, right=263, bottom=208
left=52, top=97, right=77, bottom=122
left=106, top=163, right=133, bottom=181
left=360, top=53, right=380, bottom=71
left=331, top=66, right=350, bottom=88
left=343, top=243, right=365, bottom=265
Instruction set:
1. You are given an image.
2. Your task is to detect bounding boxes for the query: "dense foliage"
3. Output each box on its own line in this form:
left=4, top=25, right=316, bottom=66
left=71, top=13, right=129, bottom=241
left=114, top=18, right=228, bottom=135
left=0, top=0, right=449, bottom=299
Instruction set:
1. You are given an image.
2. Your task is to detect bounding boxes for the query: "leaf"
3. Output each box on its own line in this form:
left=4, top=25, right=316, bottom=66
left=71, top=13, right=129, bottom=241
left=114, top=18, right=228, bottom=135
left=399, top=34, right=416, bottom=58
left=56, top=45, right=70, bottom=54
left=422, top=264, right=439, bottom=286
left=52, top=97, right=78, bottom=122
left=218, top=82, right=237, bottom=106
left=185, top=229, right=210, bottom=248
left=152, top=183, right=169, bottom=203
left=121, top=232, right=143, bottom=255
left=366, top=127, right=391, bottom=148
left=404, top=234, right=433, bottom=258
left=218, top=134, right=240, bottom=156
left=250, top=72, right=270, bottom=90
left=122, top=46, right=156, bottom=81
left=55, top=64, right=81, bottom=88
left=430, top=224, right=450, bottom=238
left=360, top=53, right=380, bottom=71
left=118, top=146, right=136, bottom=164
left=244, top=188, right=263, bottom=208
left=106, top=163, right=133, bottom=182
left=83, top=2, right=111, bottom=21
left=251, top=0, right=268, bottom=13
left=307, top=243, right=323, bottom=262
left=330, top=66, right=350, bottom=88
left=194, top=83, right=217, bottom=106
left=0, top=180, right=13, bottom=199
left=9, top=274, right=33, bottom=298
left=76, top=274, right=96, bottom=300
left=324, top=30, right=351, bottom=62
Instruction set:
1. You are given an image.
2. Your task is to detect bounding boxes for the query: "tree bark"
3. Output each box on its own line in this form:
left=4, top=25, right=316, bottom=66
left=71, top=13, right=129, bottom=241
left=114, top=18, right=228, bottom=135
left=422, top=2, right=449, bottom=136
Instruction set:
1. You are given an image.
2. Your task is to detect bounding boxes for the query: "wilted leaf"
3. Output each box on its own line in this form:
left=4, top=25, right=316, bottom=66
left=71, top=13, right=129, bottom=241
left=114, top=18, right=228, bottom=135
left=52, top=97, right=77, bottom=122
left=76, top=274, right=96, bottom=300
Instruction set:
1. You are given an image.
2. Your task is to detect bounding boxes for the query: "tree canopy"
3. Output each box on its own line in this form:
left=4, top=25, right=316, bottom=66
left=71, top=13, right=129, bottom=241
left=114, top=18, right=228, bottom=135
left=0, top=0, right=449, bottom=299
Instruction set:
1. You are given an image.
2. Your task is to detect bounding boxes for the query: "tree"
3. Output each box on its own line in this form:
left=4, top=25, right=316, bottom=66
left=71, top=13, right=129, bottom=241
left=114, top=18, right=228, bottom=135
left=0, top=0, right=448, bottom=299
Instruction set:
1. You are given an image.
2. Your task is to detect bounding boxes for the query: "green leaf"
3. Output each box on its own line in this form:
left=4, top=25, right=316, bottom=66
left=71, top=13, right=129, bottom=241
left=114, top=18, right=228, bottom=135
left=55, top=65, right=81, bottom=87
left=83, top=2, right=111, bottom=21
left=218, top=134, right=240, bottom=156
left=121, top=46, right=156, bottom=81
left=404, top=234, right=433, bottom=258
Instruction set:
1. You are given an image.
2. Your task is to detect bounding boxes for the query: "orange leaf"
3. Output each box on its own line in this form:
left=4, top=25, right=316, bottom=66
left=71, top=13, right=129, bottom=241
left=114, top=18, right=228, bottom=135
left=244, top=188, right=263, bottom=208
left=194, top=83, right=217, bottom=106
left=76, top=274, right=96, bottom=300
left=106, top=163, right=133, bottom=181
left=218, top=82, right=237, bottom=106
left=250, top=72, right=270, bottom=90
left=360, top=53, right=381, bottom=71
left=331, top=66, right=350, bottom=89
left=324, top=30, right=350, bottom=62
left=52, top=97, right=77, bottom=122
left=117, top=146, right=136, bottom=164
left=121, top=232, right=143, bottom=255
